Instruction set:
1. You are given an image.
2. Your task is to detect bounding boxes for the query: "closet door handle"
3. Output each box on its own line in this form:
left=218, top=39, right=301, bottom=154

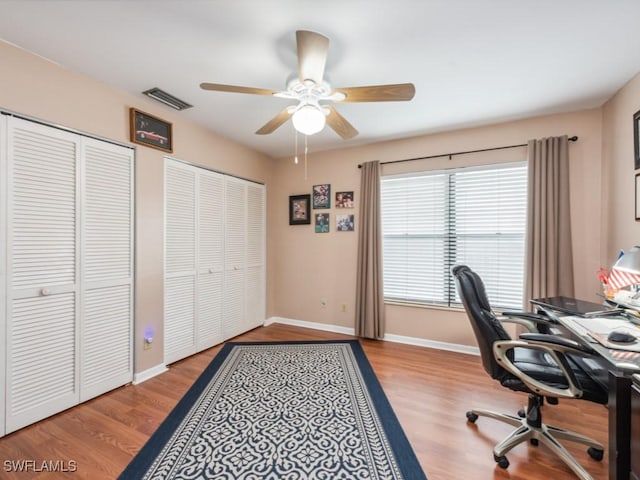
left=40, top=288, right=51, bottom=296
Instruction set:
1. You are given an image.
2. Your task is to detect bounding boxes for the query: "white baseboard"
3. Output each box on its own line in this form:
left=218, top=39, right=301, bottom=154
left=383, top=333, right=479, bottom=356
left=133, top=363, right=168, bottom=385
left=265, top=316, right=479, bottom=356
left=265, top=316, right=355, bottom=336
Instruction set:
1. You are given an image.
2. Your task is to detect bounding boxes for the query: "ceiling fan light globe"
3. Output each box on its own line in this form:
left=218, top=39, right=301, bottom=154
left=292, top=105, right=326, bottom=135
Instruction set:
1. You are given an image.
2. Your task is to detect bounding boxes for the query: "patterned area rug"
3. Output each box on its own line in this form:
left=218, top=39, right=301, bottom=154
left=120, top=340, right=427, bottom=479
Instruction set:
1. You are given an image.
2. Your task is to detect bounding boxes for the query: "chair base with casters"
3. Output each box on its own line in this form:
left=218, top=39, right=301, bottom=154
left=466, top=393, right=603, bottom=480
left=451, top=264, right=608, bottom=480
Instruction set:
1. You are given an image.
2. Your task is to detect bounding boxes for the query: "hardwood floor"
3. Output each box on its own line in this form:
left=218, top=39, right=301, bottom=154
left=0, top=323, right=609, bottom=479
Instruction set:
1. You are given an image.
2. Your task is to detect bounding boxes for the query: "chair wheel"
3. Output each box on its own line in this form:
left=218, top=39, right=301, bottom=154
left=466, top=411, right=478, bottom=423
left=518, top=408, right=525, bottom=418
left=494, top=454, right=509, bottom=469
left=546, top=397, right=559, bottom=405
left=530, top=438, right=539, bottom=446
left=587, top=447, right=604, bottom=461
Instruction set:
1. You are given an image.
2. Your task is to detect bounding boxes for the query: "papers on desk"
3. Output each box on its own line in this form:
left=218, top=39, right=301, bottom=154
left=574, top=317, right=632, bottom=333
left=563, top=316, right=640, bottom=352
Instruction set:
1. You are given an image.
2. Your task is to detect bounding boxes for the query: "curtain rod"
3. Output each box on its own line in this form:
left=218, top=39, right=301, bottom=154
left=357, top=135, right=578, bottom=168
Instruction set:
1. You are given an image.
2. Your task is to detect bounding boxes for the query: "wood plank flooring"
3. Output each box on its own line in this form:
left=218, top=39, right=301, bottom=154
left=0, top=323, right=609, bottom=479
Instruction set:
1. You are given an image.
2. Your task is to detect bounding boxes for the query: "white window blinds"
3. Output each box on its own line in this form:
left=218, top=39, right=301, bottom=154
left=381, top=162, right=527, bottom=310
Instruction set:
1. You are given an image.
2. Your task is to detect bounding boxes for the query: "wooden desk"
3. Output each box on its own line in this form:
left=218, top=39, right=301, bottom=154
left=532, top=302, right=640, bottom=480
left=631, top=375, right=640, bottom=480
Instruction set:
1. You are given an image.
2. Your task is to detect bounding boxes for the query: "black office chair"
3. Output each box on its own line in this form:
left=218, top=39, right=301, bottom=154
left=451, top=264, right=608, bottom=480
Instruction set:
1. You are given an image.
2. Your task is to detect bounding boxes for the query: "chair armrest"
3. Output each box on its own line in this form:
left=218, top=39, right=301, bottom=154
left=497, top=311, right=556, bottom=333
left=501, top=311, right=555, bottom=323
left=519, top=333, right=596, bottom=355
left=493, top=338, right=587, bottom=399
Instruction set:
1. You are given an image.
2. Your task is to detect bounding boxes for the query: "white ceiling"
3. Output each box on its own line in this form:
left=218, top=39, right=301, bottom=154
left=2, top=0, right=640, bottom=159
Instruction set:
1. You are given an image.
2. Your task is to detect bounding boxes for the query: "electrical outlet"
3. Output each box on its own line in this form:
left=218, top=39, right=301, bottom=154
left=340, top=303, right=347, bottom=312
left=320, top=298, right=328, bottom=308
left=144, top=337, right=153, bottom=350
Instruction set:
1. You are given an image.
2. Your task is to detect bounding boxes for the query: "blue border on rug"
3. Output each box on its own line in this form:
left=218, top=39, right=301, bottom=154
left=118, top=339, right=427, bottom=479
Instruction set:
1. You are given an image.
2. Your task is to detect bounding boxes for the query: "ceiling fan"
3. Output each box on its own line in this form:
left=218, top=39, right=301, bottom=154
left=200, top=30, right=415, bottom=140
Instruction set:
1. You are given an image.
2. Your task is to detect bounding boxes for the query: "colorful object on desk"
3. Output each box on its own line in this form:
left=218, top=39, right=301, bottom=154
left=597, top=267, right=610, bottom=284
left=597, top=267, right=616, bottom=298
left=609, top=349, right=640, bottom=362
left=608, top=246, right=640, bottom=290
left=608, top=268, right=640, bottom=290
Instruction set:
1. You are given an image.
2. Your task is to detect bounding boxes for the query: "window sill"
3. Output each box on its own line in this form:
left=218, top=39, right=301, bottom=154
left=384, top=300, right=466, bottom=313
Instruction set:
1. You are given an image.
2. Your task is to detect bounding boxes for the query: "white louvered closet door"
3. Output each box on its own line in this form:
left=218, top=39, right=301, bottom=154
left=5, top=117, right=80, bottom=433
left=0, top=115, right=6, bottom=436
left=197, top=170, right=224, bottom=351
left=80, top=138, right=133, bottom=402
left=164, top=160, right=197, bottom=364
left=222, top=177, right=247, bottom=339
left=246, top=183, right=266, bottom=331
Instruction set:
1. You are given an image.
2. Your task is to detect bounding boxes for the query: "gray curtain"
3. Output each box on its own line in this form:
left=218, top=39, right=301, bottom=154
left=355, top=161, right=385, bottom=339
left=524, top=135, right=574, bottom=305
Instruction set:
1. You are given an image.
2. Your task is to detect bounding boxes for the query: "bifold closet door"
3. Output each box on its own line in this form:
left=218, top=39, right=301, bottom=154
left=246, top=182, right=265, bottom=331
left=5, top=118, right=81, bottom=433
left=3, top=116, right=133, bottom=434
left=164, top=159, right=265, bottom=363
left=164, top=160, right=225, bottom=363
left=164, top=160, right=197, bottom=364
left=222, top=177, right=246, bottom=339
left=196, top=170, right=224, bottom=351
left=80, top=138, right=133, bottom=402
left=0, top=115, right=5, bottom=436
left=223, top=178, right=265, bottom=337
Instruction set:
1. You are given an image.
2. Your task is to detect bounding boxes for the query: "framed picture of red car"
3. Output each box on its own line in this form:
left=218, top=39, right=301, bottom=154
left=130, top=108, right=173, bottom=153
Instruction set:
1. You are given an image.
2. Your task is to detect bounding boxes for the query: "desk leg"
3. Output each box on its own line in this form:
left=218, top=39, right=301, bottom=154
left=609, top=370, right=632, bottom=480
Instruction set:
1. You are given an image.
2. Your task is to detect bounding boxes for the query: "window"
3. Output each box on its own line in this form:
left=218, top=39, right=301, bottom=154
left=381, top=162, right=527, bottom=310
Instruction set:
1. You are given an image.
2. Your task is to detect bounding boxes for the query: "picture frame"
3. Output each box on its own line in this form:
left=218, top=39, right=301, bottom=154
left=315, top=213, right=330, bottom=233
left=336, top=214, right=355, bottom=232
left=312, top=184, right=331, bottom=209
left=636, top=173, right=640, bottom=221
left=634, top=109, right=640, bottom=170
left=289, top=194, right=311, bottom=225
left=130, top=108, right=173, bottom=153
left=335, top=191, right=354, bottom=208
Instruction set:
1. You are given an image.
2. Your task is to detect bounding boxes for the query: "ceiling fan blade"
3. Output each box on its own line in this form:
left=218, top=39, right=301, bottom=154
left=334, top=83, right=416, bottom=102
left=255, top=108, right=292, bottom=135
left=296, top=30, right=329, bottom=85
left=325, top=106, right=358, bottom=140
left=200, top=82, right=279, bottom=96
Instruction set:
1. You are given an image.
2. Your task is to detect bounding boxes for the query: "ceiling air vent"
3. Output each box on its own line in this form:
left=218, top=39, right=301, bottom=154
left=142, top=87, right=193, bottom=110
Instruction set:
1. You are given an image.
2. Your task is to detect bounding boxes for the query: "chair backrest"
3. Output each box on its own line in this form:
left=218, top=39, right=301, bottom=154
left=451, top=264, right=512, bottom=380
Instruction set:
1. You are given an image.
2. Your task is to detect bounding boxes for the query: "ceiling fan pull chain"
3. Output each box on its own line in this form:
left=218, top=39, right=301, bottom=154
left=294, top=129, right=299, bottom=164
left=304, top=134, right=308, bottom=180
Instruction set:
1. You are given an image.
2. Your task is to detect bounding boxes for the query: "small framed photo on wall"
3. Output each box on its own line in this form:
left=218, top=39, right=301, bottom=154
left=313, top=184, right=331, bottom=209
left=130, top=108, right=173, bottom=153
left=634, top=109, right=640, bottom=170
left=289, top=194, right=311, bottom=225
left=335, top=191, right=354, bottom=208
left=315, top=213, right=330, bottom=233
left=336, top=214, right=355, bottom=232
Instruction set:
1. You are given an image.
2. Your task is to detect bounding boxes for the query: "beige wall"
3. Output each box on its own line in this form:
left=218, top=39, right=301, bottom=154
left=602, top=71, right=640, bottom=267
left=3, top=36, right=633, bottom=364
left=271, top=109, right=604, bottom=346
left=0, top=41, right=275, bottom=373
